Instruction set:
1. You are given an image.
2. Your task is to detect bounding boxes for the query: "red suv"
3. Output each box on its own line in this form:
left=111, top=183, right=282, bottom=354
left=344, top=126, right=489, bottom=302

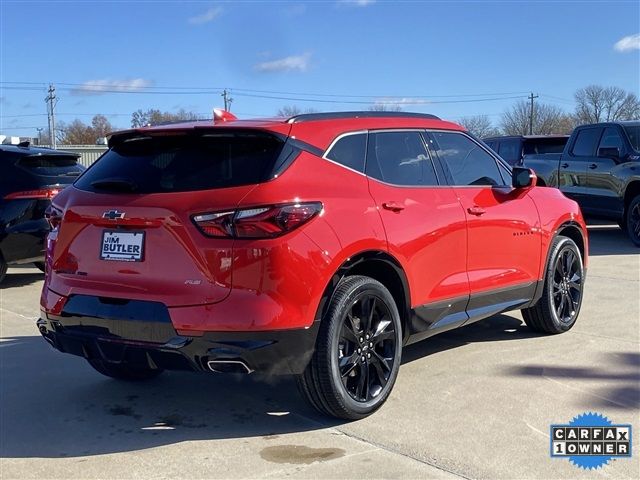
left=39, top=111, right=588, bottom=419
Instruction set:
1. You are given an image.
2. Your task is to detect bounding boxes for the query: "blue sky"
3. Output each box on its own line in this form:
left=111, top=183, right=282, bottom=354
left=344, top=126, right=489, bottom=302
left=1, top=0, right=639, bottom=137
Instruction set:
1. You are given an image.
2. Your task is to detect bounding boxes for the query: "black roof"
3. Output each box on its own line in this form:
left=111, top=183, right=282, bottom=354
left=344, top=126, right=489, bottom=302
left=287, top=111, right=440, bottom=123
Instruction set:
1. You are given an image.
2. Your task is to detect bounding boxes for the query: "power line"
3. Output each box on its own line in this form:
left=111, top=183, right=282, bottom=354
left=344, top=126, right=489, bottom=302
left=231, top=92, right=529, bottom=105
left=1, top=81, right=531, bottom=101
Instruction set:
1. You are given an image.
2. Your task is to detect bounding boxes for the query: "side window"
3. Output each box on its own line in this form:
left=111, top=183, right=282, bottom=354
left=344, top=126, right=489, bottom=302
left=429, top=131, right=506, bottom=186
left=325, top=133, right=367, bottom=172
left=598, top=127, right=624, bottom=153
left=571, top=128, right=602, bottom=157
left=485, top=140, right=497, bottom=151
left=366, top=131, right=438, bottom=186
left=498, top=139, right=521, bottom=164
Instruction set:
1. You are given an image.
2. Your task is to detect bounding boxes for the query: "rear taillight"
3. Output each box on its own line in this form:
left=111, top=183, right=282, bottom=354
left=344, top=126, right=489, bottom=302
left=4, top=187, right=61, bottom=200
left=45, top=205, right=63, bottom=231
left=193, top=202, right=323, bottom=239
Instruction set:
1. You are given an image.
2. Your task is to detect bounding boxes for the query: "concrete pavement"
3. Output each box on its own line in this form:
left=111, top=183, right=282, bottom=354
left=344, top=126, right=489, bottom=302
left=1, top=224, right=638, bottom=479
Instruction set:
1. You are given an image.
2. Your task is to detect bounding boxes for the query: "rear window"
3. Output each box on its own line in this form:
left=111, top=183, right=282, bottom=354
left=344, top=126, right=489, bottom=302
left=74, top=132, right=285, bottom=194
left=17, top=155, right=84, bottom=177
left=523, top=137, right=568, bottom=155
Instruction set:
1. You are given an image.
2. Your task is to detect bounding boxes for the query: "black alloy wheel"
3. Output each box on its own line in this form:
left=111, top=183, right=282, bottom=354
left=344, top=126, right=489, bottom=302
left=626, top=195, right=640, bottom=247
left=297, top=275, right=402, bottom=420
left=522, top=235, right=584, bottom=334
left=337, top=294, right=397, bottom=403
left=551, top=247, right=583, bottom=326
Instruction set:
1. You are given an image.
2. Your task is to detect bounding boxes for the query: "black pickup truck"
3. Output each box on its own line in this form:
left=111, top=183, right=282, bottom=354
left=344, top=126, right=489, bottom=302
left=521, top=121, right=640, bottom=246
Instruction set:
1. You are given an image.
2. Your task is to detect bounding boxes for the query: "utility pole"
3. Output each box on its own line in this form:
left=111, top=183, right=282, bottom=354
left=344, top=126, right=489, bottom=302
left=45, top=84, right=58, bottom=148
left=528, top=92, right=538, bottom=135
left=36, top=127, right=43, bottom=145
left=221, top=89, right=233, bottom=111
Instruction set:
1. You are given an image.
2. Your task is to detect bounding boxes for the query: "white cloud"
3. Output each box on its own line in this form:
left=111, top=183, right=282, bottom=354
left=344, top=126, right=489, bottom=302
left=254, top=53, right=312, bottom=73
left=339, top=0, right=376, bottom=6
left=374, top=97, right=429, bottom=106
left=71, top=78, right=154, bottom=95
left=614, top=33, right=640, bottom=52
left=188, top=6, right=223, bottom=25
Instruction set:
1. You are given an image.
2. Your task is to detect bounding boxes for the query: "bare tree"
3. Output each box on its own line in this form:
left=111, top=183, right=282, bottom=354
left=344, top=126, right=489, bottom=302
left=369, top=103, right=403, bottom=112
left=91, top=114, right=113, bottom=138
left=59, top=115, right=116, bottom=145
left=574, top=85, right=640, bottom=124
left=59, top=119, right=93, bottom=145
left=501, top=100, right=575, bottom=135
left=457, top=115, right=500, bottom=138
left=276, top=105, right=319, bottom=117
left=131, top=108, right=201, bottom=127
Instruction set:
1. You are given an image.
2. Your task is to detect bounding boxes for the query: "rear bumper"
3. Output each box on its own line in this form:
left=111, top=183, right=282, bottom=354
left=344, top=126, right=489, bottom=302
left=37, top=305, right=319, bottom=376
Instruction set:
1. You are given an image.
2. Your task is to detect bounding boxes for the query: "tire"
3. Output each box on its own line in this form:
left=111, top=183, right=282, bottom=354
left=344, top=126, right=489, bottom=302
left=297, top=275, right=403, bottom=420
left=625, top=195, right=640, bottom=247
left=34, top=262, right=46, bottom=273
left=0, top=255, right=7, bottom=284
left=87, top=359, right=163, bottom=381
left=522, top=236, right=584, bottom=334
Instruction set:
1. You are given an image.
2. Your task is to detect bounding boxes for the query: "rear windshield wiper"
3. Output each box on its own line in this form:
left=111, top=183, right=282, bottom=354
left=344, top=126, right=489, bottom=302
left=60, top=171, right=82, bottom=177
left=90, top=178, right=138, bottom=192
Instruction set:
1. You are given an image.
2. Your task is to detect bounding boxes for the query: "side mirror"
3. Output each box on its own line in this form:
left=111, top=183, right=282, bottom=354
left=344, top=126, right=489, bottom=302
left=512, top=166, right=537, bottom=189
left=598, top=147, right=621, bottom=160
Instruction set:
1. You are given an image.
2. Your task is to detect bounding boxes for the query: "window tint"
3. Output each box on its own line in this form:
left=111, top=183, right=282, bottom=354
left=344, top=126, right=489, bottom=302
left=366, top=131, right=438, bottom=186
left=571, top=128, right=602, bottom=157
left=485, top=141, right=497, bottom=151
left=325, top=133, right=366, bottom=172
left=430, top=132, right=505, bottom=186
left=522, top=137, right=568, bottom=155
left=17, top=155, right=84, bottom=177
left=598, top=127, right=624, bottom=152
left=623, top=125, right=640, bottom=151
left=498, top=139, right=521, bottom=164
left=75, top=132, right=284, bottom=194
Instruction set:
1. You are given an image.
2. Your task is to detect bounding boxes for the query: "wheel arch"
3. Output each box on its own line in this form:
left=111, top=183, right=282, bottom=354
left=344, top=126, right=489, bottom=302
left=556, top=221, right=586, bottom=265
left=527, top=220, right=587, bottom=309
left=314, top=250, right=411, bottom=342
left=623, top=180, right=640, bottom=211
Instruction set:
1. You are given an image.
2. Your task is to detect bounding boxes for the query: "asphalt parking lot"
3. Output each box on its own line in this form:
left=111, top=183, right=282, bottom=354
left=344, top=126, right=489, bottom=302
left=1, top=224, right=638, bottom=480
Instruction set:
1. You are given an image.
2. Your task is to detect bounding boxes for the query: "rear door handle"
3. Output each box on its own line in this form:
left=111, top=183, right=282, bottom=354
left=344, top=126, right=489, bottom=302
left=467, top=206, right=486, bottom=216
left=382, top=202, right=405, bottom=212
left=561, top=163, right=569, bottom=168
left=589, top=163, right=598, bottom=169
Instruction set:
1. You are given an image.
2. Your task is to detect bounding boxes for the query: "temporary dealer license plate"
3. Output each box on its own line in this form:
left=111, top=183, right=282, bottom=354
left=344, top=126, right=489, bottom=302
left=100, top=231, right=144, bottom=262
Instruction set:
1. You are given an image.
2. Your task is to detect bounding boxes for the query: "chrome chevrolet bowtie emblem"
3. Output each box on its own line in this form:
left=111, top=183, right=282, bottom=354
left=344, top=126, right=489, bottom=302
left=103, top=210, right=125, bottom=220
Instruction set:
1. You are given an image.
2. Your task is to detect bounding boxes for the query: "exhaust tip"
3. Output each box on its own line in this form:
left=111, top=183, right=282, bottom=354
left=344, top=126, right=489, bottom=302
left=207, top=360, right=253, bottom=374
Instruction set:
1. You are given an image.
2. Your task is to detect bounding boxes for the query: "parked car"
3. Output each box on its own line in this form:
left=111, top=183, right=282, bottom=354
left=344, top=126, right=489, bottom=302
left=483, top=135, right=569, bottom=165
left=521, top=121, right=640, bottom=246
left=38, top=111, right=588, bottom=419
left=0, top=143, right=84, bottom=283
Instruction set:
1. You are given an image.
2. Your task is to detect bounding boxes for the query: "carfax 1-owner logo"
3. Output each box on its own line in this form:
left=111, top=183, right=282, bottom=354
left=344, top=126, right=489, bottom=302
left=550, top=412, right=633, bottom=470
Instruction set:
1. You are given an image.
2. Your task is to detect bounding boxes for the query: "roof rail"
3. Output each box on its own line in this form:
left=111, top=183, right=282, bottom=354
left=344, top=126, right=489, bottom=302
left=287, top=111, right=441, bottom=123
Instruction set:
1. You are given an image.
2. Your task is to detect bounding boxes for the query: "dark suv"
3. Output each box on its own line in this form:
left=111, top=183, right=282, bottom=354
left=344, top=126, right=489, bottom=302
left=39, top=111, right=588, bottom=419
left=0, top=143, right=84, bottom=283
